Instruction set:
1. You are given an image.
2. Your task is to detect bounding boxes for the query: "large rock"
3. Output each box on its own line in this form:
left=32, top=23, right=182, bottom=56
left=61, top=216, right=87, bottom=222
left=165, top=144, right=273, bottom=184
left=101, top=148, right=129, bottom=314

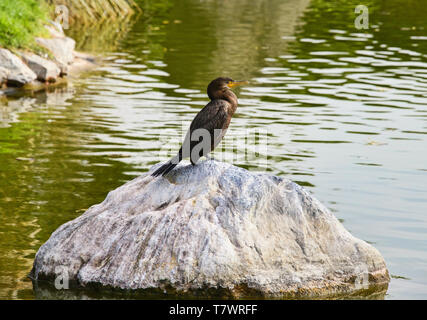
left=0, top=66, right=9, bottom=86
left=35, top=37, right=75, bottom=75
left=21, top=53, right=60, bottom=82
left=31, top=160, right=389, bottom=298
left=0, top=49, right=37, bottom=86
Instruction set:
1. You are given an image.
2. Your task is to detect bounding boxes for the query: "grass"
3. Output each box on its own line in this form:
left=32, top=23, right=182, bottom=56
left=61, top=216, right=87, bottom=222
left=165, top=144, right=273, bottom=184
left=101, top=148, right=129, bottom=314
left=0, top=0, right=51, bottom=50
left=46, top=0, right=140, bottom=25
left=0, top=0, right=165, bottom=51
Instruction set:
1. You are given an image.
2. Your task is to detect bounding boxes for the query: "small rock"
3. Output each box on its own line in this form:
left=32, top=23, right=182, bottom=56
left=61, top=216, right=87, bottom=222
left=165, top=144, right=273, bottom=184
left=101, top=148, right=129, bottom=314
left=0, top=49, right=37, bottom=87
left=31, top=160, right=389, bottom=298
left=35, top=37, right=75, bottom=75
left=21, top=53, right=60, bottom=82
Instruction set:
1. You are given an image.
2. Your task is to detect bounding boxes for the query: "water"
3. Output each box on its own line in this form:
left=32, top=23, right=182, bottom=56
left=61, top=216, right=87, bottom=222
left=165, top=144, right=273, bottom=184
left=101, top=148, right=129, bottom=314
left=0, top=0, right=426, bottom=299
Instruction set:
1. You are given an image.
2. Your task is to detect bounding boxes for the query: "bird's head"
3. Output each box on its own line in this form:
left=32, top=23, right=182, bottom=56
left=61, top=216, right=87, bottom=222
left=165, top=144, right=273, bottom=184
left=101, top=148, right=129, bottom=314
left=207, top=77, right=248, bottom=100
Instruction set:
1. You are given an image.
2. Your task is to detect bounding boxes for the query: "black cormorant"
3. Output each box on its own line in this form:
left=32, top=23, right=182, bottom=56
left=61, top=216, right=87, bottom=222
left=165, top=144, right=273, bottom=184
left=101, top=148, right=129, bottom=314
left=152, top=77, right=247, bottom=177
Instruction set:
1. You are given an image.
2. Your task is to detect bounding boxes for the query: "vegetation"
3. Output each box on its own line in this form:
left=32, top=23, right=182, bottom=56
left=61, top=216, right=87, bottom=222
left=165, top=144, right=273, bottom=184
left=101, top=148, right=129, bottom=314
left=0, top=0, right=51, bottom=49
left=0, top=0, right=143, bottom=50
left=0, top=0, right=173, bottom=51
left=46, top=0, right=140, bottom=25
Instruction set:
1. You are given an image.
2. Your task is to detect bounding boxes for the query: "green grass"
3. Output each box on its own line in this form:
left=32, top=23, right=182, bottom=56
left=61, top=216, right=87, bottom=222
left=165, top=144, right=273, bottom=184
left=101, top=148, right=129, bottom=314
left=0, top=0, right=51, bottom=49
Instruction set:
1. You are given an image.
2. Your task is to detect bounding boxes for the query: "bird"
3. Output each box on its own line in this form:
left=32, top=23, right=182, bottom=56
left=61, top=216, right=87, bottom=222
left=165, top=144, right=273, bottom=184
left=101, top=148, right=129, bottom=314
left=152, top=77, right=247, bottom=177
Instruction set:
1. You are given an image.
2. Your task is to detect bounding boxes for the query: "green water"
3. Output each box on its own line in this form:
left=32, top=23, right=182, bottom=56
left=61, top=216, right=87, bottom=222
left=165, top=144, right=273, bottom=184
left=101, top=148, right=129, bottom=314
left=1, top=0, right=427, bottom=299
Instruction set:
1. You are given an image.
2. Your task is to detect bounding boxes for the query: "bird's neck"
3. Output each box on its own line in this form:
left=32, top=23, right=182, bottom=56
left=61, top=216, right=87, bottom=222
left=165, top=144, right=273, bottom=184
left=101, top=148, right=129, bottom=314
left=213, top=90, right=238, bottom=114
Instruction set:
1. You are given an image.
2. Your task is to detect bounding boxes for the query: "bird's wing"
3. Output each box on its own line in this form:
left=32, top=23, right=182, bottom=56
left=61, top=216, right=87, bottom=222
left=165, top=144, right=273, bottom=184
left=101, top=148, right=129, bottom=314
left=189, top=99, right=228, bottom=132
left=180, top=100, right=229, bottom=162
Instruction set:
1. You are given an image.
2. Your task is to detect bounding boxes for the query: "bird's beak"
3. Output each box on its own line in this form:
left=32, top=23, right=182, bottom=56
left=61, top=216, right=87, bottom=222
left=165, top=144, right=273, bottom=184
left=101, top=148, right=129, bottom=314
left=227, top=80, right=248, bottom=88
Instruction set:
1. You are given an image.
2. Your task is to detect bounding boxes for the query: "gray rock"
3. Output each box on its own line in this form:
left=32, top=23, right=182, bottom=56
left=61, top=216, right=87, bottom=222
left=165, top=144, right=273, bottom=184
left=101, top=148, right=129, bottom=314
left=21, top=53, right=60, bottom=82
left=31, top=160, right=389, bottom=298
left=35, top=37, right=75, bottom=75
left=0, top=66, right=9, bottom=85
left=0, top=49, right=37, bottom=86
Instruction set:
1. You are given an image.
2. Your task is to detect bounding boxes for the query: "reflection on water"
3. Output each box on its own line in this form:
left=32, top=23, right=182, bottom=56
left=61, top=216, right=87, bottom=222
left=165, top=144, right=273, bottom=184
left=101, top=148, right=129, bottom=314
left=0, top=0, right=426, bottom=299
left=66, top=15, right=137, bottom=54
left=31, top=278, right=388, bottom=300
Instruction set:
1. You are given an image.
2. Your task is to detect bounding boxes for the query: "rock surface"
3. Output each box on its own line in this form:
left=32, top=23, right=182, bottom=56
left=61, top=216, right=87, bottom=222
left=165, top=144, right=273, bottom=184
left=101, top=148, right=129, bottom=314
left=35, top=37, right=75, bottom=75
left=31, top=160, right=389, bottom=298
left=0, top=66, right=9, bottom=85
left=0, top=49, right=37, bottom=86
left=21, top=53, right=60, bottom=82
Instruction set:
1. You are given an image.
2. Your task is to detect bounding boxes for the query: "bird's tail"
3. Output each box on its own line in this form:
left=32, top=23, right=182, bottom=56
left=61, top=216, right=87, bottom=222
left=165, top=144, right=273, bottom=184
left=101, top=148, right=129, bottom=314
left=151, top=152, right=182, bottom=177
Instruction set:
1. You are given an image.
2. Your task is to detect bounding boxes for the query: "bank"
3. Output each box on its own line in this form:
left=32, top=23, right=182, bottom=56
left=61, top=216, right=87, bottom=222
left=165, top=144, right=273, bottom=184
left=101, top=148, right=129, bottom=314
left=0, top=0, right=141, bottom=95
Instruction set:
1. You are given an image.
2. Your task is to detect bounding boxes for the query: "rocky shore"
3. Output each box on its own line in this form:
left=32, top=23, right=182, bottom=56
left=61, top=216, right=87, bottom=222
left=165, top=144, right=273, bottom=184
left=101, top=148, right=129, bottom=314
left=0, top=21, right=96, bottom=94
